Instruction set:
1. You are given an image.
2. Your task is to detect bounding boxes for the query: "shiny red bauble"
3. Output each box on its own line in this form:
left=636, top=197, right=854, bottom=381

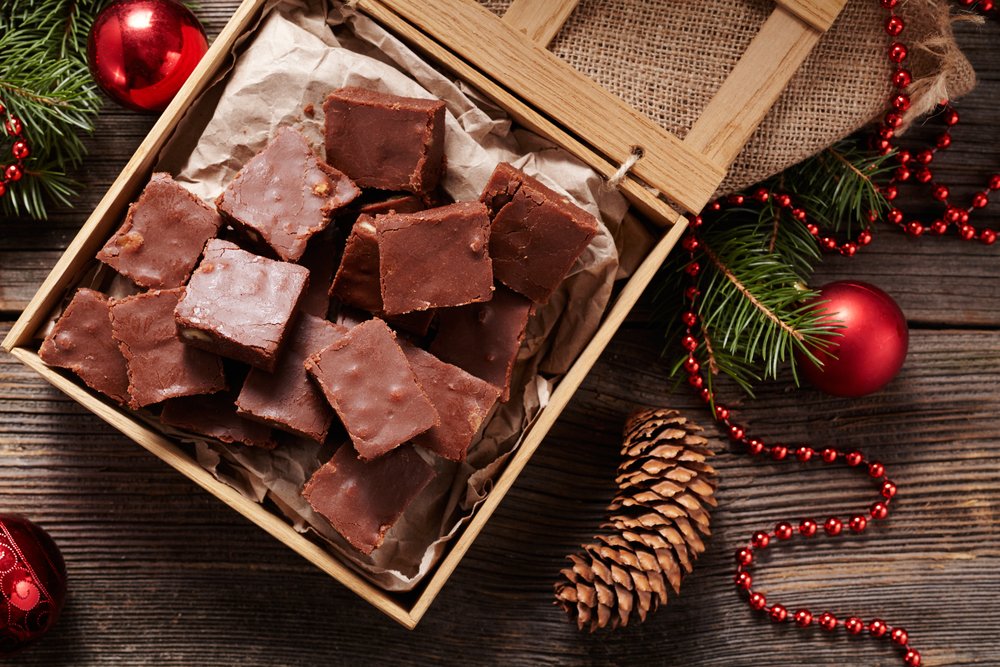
left=797, top=281, right=908, bottom=397
left=87, top=0, right=209, bottom=112
left=0, top=515, right=67, bottom=656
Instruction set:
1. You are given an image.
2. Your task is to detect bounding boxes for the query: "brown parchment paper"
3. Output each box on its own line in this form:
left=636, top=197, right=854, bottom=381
left=154, top=0, right=627, bottom=591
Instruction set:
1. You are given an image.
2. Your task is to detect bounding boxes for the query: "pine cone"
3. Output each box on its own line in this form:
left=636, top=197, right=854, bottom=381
left=554, top=408, right=717, bottom=631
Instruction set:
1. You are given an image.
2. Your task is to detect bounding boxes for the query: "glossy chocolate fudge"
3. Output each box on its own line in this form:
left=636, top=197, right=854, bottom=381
left=297, top=231, right=339, bottom=318
left=236, top=315, right=347, bottom=442
left=481, top=162, right=599, bottom=303
left=39, top=288, right=129, bottom=404
left=216, top=128, right=359, bottom=262
left=305, top=318, right=438, bottom=460
left=330, top=215, right=382, bottom=313
left=323, top=87, right=446, bottom=195
left=329, top=216, right=435, bottom=336
left=175, top=239, right=310, bottom=372
left=430, top=285, right=533, bottom=402
left=358, top=194, right=425, bottom=217
left=109, top=288, right=226, bottom=409
left=303, top=444, right=435, bottom=554
left=401, top=345, right=500, bottom=462
left=376, top=202, right=494, bottom=315
left=97, top=173, right=222, bottom=289
left=161, top=394, right=277, bottom=449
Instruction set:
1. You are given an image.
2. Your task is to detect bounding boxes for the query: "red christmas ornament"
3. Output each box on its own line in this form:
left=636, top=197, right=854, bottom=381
left=797, top=281, right=908, bottom=397
left=0, top=515, right=67, bottom=656
left=87, top=0, right=209, bottom=112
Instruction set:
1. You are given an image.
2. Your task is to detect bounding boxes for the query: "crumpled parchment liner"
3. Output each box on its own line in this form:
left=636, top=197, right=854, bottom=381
left=153, top=0, right=627, bottom=591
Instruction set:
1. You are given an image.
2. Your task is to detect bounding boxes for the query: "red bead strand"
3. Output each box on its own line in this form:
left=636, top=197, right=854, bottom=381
left=0, top=98, right=30, bottom=200
left=679, top=223, right=919, bottom=664
left=878, top=1, right=999, bottom=243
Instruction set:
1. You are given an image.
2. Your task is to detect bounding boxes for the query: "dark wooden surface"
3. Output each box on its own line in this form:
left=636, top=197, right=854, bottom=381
left=2, top=4, right=999, bottom=665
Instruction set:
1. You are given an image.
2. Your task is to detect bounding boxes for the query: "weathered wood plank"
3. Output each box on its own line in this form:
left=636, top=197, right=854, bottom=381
left=2, top=322, right=999, bottom=665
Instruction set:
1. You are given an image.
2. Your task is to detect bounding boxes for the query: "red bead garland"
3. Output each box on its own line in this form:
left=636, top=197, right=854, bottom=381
left=679, top=224, right=920, bottom=664
left=0, top=98, right=30, bottom=200
left=670, top=3, right=997, bottom=662
left=878, top=0, right=999, bottom=244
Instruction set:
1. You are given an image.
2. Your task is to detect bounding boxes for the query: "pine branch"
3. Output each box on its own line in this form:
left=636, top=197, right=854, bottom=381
left=776, top=139, right=896, bottom=236
left=656, top=139, right=893, bottom=395
left=0, top=0, right=107, bottom=219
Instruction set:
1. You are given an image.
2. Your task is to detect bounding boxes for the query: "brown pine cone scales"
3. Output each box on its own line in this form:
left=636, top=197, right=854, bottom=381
left=554, top=408, right=717, bottom=631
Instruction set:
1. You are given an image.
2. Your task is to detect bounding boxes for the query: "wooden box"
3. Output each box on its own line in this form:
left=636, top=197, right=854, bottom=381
left=2, top=0, right=847, bottom=628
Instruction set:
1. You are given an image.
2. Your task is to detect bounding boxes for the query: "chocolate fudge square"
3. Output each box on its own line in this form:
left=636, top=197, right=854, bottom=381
left=402, top=345, right=500, bottom=462
left=376, top=202, right=493, bottom=315
left=323, top=87, right=446, bottom=195
left=481, top=162, right=599, bottom=303
left=161, top=394, right=277, bottom=449
left=430, top=285, right=533, bottom=402
left=305, top=318, right=438, bottom=460
left=216, top=128, right=360, bottom=262
left=236, top=315, right=347, bottom=443
left=329, top=216, right=436, bottom=336
left=109, top=288, right=226, bottom=409
left=39, top=288, right=130, bottom=404
left=303, top=444, right=435, bottom=555
left=175, top=239, right=310, bottom=372
left=330, top=215, right=382, bottom=313
left=97, top=173, right=222, bottom=289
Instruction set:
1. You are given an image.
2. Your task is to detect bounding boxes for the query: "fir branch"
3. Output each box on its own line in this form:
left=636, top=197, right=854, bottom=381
left=700, top=241, right=806, bottom=346
left=657, top=137, right=891, bottom=395
left=776, top=139, right=896, bottom=236
left=0, top=0, right=106, bottom=219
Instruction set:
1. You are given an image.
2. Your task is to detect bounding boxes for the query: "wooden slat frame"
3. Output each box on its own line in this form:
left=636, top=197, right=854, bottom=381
left=503, top=0, right=581, bottom=48
left=2, top=0, right=849, bottom=630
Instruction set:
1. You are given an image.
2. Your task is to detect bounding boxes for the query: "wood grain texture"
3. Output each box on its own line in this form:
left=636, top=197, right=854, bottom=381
left=502, top=0, right=581, bottom=47
left=775, top=0, right=848, bottom=32
left=1, top=2, right=998, bottom=664
left=684, top=6, right=824, bottom=169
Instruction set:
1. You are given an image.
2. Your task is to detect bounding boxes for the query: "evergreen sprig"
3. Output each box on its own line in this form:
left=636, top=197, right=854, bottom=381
left=0, top=0, right=109, bottom=219
left=657, top=139, right=893, bottom=395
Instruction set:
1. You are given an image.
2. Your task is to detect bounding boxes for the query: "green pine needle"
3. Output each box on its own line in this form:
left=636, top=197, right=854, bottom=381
left=0, top=0, right=109, bottom=219
left=657, top=137, right=890, bottom=395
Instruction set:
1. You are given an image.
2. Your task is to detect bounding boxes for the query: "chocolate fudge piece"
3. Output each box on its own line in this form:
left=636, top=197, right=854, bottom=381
left=216, top=128, right=359, bottom=262
left=330, top=215, right=382, bottom=313
left=323, top=87, right=446, bottom=195
left=376, top=202, right=494, bottom=315
left=358, top=194, right=425, bottom=217
left=305, top=318, right=438, bottom=460
left=481, top=162, right=599, bottom=303
left=39, top=288, right=129, bottom=404
left=236, top=315, right=347, bottom=442
left=161, top=394, right=277, bottom=449
left=303, top=444, right=435, bottom=554
left=401, top=345, right=500, bottom=462
left=329, top=216, right=436, bottom=336
left=97, top=173, right=222, bottom=289
left=430, top=285, right=533, bottom=402
left=298, top=231, right=339, bottom=318
left=175, top=239, right=310, bottom=372
left=109, top=288, right=226, bottom=409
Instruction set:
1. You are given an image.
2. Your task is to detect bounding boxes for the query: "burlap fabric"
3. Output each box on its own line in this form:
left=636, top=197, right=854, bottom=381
left=480, top=0, right=976, bottom=194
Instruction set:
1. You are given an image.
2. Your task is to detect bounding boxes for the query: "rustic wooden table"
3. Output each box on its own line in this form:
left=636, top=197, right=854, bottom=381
left=2, top=3, right=998, bottom=665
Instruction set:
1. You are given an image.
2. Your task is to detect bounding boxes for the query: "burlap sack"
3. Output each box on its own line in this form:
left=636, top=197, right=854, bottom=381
left=481, top=0, right=976, bottom=194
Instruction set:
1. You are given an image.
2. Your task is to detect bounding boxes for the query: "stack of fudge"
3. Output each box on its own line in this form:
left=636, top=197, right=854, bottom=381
left=39, top=86, right=599, bottom=556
